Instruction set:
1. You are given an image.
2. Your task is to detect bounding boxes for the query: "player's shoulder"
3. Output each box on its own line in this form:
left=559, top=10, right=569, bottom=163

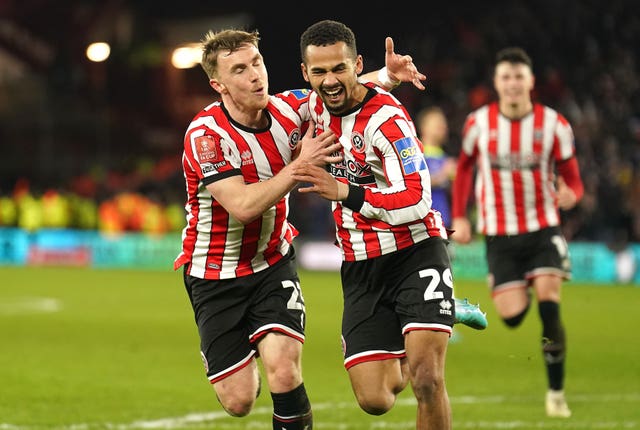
left=189, top=100, right=222, bottom=123
left=273, top=89, right=312, bottom=106
left=467, top=102, right=494, bottom=118
left=537, top=103, right=571, bottom=127
left=463, top=103, right=490, bottom=127
left=184, top=101, right=223, bottom=137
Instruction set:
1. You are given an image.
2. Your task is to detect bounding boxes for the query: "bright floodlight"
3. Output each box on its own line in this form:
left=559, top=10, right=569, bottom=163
left=86, top=42, right=111, bottom=62
left=172, top=44, right=201, bottom=69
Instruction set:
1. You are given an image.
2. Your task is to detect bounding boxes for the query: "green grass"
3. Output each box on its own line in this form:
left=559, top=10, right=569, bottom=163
left=0, top=266, right=638, bottom=429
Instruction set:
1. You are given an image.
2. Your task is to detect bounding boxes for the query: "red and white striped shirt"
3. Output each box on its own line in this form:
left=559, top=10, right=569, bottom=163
left=174, top=90, right=312, bottom=279
left=309, top=83, right=447, bottom=262
left=453, top=102, right=577, bottom=236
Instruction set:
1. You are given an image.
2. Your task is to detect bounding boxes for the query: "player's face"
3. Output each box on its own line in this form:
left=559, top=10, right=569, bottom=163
left=421, top=112, right=448, bottom=145
left=301, top=42, right=364, bottom=115
left=210, top=44, right=269, bottom=112
left=493, top=61, right=534, bottom=108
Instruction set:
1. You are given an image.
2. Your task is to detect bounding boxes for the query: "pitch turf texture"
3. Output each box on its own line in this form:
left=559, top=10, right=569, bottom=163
left=1, top=266, right=638, bottom=429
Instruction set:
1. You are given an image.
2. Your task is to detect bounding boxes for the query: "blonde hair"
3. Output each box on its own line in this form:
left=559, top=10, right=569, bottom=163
left=200, top=29, right=260, bottom=79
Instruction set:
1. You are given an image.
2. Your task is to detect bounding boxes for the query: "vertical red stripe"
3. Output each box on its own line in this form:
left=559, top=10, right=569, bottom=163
left=510, top=119, right=527, bottom=233
left=335, top=199, right=353, bottom=257
left=264, top=199, right=288, bottom=266
left=487, top=103, right=504, bottom=234
left=532, top=104, right=547, bottom=229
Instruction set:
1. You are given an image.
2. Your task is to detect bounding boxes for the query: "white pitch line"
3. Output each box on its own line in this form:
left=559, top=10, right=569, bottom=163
left=1, top=393, right=638, bottom=430
left=0, top=297, right=62, bottom=315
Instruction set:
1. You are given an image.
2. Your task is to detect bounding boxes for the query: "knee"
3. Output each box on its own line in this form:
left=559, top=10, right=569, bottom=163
left=217, top=394, right=255, bottom=417
left=267, top=365, right=302, bottom=393
left=503, top=307, right=529, bottom=328
left=355, top=391, right=396, bottom=416
left=411, top=366, right=445, bottom=402
left=216, top=383, right=260, bottom=417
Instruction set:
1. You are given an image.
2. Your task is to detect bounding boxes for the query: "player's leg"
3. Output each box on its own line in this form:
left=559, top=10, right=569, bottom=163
left=183, top=269, right=262, bottom=417
left=529, top=227, right=572, bottom=417
left=486, top=235, right=531, bottom=327
left=347, top=358, right=409, bottom=415
left=340, top=253, right=409, bottom=415
left=534, top=274, right=571, bottom=417
left=258, top=333, right=312, bottom=429
left=405, top=330, right=452, bottom=430
left=396, top=237, right=453, bottom=429
left=492, top=286, right=530, bottom=325
left=251, top=250, right=313, bottom=430
left=212, top=360, right=261, bottom=416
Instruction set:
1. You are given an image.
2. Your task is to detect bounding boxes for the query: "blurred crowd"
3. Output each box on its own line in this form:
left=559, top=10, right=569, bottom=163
left=390, top=0, right=640, bottom=249
left=0, top=0, right=638, bottom=246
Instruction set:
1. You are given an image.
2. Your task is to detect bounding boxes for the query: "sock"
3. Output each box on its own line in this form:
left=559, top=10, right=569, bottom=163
left=271, top=383, right=312, bottom=430
left=539, top=301, right=566, bottom=390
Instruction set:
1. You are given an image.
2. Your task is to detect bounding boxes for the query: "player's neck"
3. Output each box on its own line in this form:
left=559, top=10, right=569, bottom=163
left=223, top=102, right=268, bottom=129
left=499, top=100, right=533, bottom=120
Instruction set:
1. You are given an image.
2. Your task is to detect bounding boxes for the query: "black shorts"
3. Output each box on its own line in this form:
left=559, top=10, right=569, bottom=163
left=340, top=237, right=455, bottom=369
left=485, top=226, right=571, bottom=293
left=183, top=248, right=306, bottom=383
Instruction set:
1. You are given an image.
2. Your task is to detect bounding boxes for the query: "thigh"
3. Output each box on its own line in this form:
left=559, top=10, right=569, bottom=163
left=485, top=235, right=528, bottom=292
left=257, top=332, right=304, bottom=392
left=341, top=259, right=405, bottom=369
left=492, top=287, right=531, bottom=318
left=185, top=274, right=256, bottom=384
left=249, top=252, right=306, bottom=344
left=521, top=227, right=567, bottom=303
left=532, top=274, right=563, bottom=302
left=394, top=238, right=455, bottom=334
left=525, top=227, right=571, bottom=281
left=347, top=358, right=405, bottom=395
left=212, top=357, right=260, bottom=403
left=404, top=329, right=449, bottom=377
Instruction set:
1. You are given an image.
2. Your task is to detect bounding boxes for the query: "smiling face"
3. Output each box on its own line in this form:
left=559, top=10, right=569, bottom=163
left=209, top=43, right=270, bottom=125
left=493, top=61, right=535, bottom=115
left=301, top=41, right=365, bottom=115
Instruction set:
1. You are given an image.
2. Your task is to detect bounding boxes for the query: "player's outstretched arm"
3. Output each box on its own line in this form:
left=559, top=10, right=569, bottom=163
left=383, top=37, right=426, bottom=90
left=359, top=37, right=426, bottom=91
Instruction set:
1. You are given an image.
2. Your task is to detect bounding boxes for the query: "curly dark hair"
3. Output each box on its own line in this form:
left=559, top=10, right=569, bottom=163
left=299, top=20, right=357, bottom=63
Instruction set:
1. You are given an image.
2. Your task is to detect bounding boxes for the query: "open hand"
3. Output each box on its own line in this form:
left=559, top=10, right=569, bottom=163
left=385, top=37, right=427, bottom=90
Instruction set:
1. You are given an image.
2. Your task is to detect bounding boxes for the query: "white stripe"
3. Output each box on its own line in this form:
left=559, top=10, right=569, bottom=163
left=402, top=322, right=452, bottom=334
left=208, top=351, right=255, bottom=382
left=542, top=107, right=561, bottom=226
left=250, top=323, right=305, bottom=342
left=520, top=115, right=541, bottom=232
left=497, top=114, right=518, bottom=235
left=344, top=348, right=405, bottom=366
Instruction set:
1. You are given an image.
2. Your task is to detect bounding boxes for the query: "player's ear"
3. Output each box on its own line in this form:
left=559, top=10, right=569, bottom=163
left=210, top=78, right=226, bottom=94
left=301, top=63, right=310, bottom=82
left=355, top=54, right=364, bottom=75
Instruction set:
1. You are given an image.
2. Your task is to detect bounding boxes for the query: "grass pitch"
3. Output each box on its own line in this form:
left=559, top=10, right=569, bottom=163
left=0, top=265, right=638, bottom=429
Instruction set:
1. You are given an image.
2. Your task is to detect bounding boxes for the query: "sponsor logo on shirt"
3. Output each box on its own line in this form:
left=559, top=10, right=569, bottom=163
left=241, top=150, right=254, bottom=166
left=439, top=299, right=453, bottom=316
left=392, top=137, right=427, bottom=175
left=289, top=128, right=300, bottom=149
left=288, top=89, right=310, bottom=99
left=194, top=135, right=219, bottom=162
left=489, top=153, right=542, bottom=170
left=351, top=132, right=366, bottom=153
left=330, top=158, right=374, bottom=185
